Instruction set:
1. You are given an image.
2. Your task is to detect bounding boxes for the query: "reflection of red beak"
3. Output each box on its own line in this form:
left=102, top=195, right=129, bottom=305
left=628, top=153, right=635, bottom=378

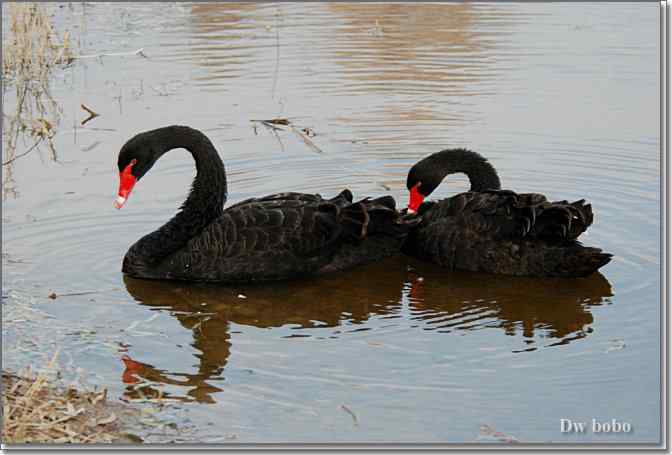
left=121, top=354, right=145, bottom=384
left=114, top=161, right=137, bottom=209
left=409, top=277, right=424, bottom=301
left=407, top=184, right=425, bottom=214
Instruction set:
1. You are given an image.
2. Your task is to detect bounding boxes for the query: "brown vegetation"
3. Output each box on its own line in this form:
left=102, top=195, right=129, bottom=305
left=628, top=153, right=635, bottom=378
left=2, top=354, right=141, bottom=444
left=2, top=3, right=76, bottom=197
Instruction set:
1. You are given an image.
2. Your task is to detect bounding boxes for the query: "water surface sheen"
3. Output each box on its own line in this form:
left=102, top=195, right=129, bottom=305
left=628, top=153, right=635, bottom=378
left=2, top=3, right=660, bottom=443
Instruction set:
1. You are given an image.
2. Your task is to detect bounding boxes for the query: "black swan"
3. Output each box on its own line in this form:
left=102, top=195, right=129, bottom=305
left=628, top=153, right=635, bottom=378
left=114, top=125, right=418, bottom=282
left=402, top=149, right=612, bottom=277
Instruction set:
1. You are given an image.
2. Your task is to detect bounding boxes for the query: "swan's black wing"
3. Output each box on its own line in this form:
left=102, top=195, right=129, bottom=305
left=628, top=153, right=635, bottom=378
left=226, top=190, right=353, bottom=211
left=417, top=190, right=594, bottom=241
left=141, top=190, right=416, bottom=282
left=405, top=190, right=610, bottom=277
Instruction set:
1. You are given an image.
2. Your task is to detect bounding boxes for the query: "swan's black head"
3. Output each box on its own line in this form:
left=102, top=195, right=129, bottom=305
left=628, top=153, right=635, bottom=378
left=405, top=159, right=442, bottom=214
left=117, top=128, right=176, bottom=180
left=115, top=126, right=186, bottom=209
left=405, top=148, right=501, bottom=213
left=406, top=157, right=443, bottom=198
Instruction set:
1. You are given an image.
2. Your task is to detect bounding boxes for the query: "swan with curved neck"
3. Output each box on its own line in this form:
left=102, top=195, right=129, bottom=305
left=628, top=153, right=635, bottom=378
left=114, top=125, right=417, bottom=283
left=403, top=149, right=612, bottom=277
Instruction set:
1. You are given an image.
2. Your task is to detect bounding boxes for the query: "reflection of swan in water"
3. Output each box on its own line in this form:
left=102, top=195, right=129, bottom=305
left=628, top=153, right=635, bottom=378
left=120, top=257, right=613, bottom=402
left=120, top=257, right=409, bottom=403
left=405, top=259, right=614, bottom=351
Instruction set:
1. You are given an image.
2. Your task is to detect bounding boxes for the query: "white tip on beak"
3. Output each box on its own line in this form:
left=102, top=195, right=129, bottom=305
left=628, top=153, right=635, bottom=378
left=407, top=208, right=416, bottom=215
left=114, top=195, right=126, bottom=209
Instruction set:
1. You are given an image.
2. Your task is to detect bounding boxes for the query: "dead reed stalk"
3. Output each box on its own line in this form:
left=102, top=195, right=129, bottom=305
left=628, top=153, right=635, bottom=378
left=2, top=3, right=77, bottom=196
left=2, top=3, right=74, bottom=79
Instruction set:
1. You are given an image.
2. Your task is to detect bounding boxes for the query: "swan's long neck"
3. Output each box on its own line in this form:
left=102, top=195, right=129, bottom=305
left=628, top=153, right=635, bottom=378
left=461, top=153, right=501, bottom=192
left=168, top=126, right=227, bottom=221
left=424, top=148, right=501, bottom=193
left=130, top=126, right=227, bottom=264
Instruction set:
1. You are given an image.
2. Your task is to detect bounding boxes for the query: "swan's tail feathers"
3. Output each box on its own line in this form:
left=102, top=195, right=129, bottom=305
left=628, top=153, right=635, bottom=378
left=546, top=244, right=613, bottom=277
left=328, top=189, right=354, bottom=208
left=566, top=200, right=594, bottom=239
left=532, top=199, right=594, bottom=241
left=340, top=195, right=420, bottom=241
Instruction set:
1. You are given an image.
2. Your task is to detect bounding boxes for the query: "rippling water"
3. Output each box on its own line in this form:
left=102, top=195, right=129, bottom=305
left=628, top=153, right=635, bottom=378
left=2, top=2, right=660, bottom=444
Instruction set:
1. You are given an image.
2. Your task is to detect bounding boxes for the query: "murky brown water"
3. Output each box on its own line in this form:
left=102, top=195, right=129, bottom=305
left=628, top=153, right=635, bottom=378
left=2, top=2, right=661, bottom=444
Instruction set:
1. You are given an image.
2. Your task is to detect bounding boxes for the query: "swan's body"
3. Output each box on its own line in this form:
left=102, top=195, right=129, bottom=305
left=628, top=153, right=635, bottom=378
left=403, top=149, right=612, bottom=277
left=116, top=126, right=417, bottom=283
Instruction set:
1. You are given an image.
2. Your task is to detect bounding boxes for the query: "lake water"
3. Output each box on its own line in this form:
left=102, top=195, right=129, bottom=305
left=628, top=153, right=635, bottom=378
left=1, top=2, right=661, bottom=444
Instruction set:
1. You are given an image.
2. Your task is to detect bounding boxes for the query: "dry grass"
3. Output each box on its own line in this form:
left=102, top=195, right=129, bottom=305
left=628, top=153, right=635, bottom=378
left=2, top=353, right=141, bottom=444
left=2, top=3, right=76, bottom=197
left=2, top=3, right=74, bottom=78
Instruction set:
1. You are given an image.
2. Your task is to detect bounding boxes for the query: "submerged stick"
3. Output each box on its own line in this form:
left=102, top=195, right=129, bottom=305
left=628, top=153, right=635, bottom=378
left=73, top=48, right=146, bottom=60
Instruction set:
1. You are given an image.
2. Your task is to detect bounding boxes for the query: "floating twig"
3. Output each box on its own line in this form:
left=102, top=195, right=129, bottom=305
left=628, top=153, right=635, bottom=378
left=47, top=288, right=121, bottom=300
left=251, top=118, right=290, bottom=128
left=81, top=141, right=102, bottom=152
left=80, top=104, right=99, bottom=126
left=289, top=125, right=323, bottom=154
left=73, top=48, right=146, bottom=60
left=2, top=139, right=42, bottom=166
left=250, top=118, right=322, bottom=153
left=340, top=404, right=359, bottom=427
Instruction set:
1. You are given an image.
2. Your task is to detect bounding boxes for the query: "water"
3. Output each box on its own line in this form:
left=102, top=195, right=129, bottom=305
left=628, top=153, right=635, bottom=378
left=2, top=2, right=661, bottom=444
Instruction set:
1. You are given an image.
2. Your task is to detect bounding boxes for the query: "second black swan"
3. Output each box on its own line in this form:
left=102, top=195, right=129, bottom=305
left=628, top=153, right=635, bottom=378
left=403, top=149, right=612, bottom=277
left=114, top=125, right=418, bottom=283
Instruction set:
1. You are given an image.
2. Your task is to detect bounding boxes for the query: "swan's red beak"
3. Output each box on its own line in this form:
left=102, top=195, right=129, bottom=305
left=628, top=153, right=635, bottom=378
left=407, top=184, right=425, bottom=214
left=115, top=161, right=137, bottom=209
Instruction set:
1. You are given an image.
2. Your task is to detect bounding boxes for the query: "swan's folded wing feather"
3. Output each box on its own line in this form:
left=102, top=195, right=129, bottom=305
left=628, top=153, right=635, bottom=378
left=423, top=190, right=593, bottom=242
left=219, top=201, right=333, bottom=258
left=156, top=189, right=414, bottom=282
left=162, top=196, right=338, bottom=276
left=225, top=192, right=325, bottom=211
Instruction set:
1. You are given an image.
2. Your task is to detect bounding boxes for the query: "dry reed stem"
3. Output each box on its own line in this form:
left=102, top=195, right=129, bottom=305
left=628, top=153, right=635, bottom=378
left=2, top=3, right=76, bottom=189
left=3, top=3, right=74, bottom=78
